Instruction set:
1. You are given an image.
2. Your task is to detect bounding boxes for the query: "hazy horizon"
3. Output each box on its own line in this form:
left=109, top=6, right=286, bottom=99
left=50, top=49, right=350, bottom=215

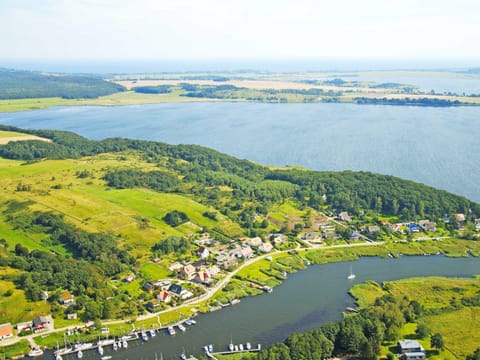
left=1, top=57, right=479, bottom=74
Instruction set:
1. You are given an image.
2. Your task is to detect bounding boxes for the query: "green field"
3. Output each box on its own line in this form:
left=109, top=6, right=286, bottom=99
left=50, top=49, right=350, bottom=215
left=351, top=276, right=480, bottom=359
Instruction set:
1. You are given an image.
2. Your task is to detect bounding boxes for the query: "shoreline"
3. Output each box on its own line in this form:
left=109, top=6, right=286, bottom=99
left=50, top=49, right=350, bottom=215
left=3, top=238, right=479, bottom=358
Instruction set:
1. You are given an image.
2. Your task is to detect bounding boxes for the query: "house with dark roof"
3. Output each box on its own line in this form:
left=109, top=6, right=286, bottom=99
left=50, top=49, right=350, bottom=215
left=33, top=316, right=50, bottom=331
left=167, top=284, right=183, bottom=297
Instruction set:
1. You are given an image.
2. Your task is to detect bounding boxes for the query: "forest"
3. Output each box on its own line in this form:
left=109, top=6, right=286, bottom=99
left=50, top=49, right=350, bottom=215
left=0, top=68, right=125, bottom=99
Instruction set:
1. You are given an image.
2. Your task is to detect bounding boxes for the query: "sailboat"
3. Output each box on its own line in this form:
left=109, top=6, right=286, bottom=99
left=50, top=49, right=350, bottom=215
left=229, top=335, right=234, bottom=352
left=347, top=264, right=356, bottom=280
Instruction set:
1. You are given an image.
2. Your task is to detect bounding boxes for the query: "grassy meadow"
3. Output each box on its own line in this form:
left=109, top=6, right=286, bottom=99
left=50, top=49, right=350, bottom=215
left=351, top=276, right=480, bottom=359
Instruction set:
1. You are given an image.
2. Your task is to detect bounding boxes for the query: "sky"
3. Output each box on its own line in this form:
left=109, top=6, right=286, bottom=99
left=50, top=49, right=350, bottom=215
left=0, top=0, right=479, bottom=62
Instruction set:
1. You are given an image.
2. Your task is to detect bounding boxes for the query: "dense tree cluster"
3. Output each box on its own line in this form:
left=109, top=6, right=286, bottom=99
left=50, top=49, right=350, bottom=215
left=355, top=97, right=463, bottom=107
left=0, top=68, right=125, bottom=99
left=151, top=236, right=191, bottom=256
left=163, top=211, right=190, bottom=227
left=104, top=168, right=180, bottom=192
left=132, top=85, right=173, bottom=94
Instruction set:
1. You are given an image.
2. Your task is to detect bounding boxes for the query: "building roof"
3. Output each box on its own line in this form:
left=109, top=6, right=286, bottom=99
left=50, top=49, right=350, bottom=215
left=0, top=323, right=12, bottom=337
left=398, top=339, right=424, bottom=350
left=33, top=316, right=49, bottom=326
left=168, top=284, right=183, bottom=295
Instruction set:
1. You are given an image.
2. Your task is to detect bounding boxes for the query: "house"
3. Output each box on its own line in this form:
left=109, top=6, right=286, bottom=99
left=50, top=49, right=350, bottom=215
left=167, top=284, right=183, bottom=297
left=216, top=255, right=238, bottom=270
left=156, top=290, right=171, bottom=303
left=455, top=213, right=466, bottom=223
left=229, top=245, right=243, bottom=259
left=123, top=273, right=136, bottom=283
left=208, top=265, right=220, bottom=276
left=350, top=231, right=361, bottom=240
left=407, top=224, right=420, bottom=233
left=419, top=220, right=437, bottom=232
left=58, top=290, right=75, bottom=305
left=240, top=246, right=254, bottom=259
left=270, top=234, right=287, bottom=245
left=368, top=225, right=380, bottom=234
left=142, top=282, right=154, bottom=292
left=475, top=219, right=480, bottom=231
left=180, top=290, right=194, bottom=300
left=195, top=270, right=212, bottom=285
left=192, top=259, right=205, bottom=271
left=33, top=316, right=50, bottom=331
left=179, top=264, right=196, bottom=280
left=247, top=237, right=263, bottom=247
left=67, top=313, right=77, bottom=320
left=398, top=340, right=425, bottom=360
left=16, top=321, right=32, bottom=332
left=338, top=211, right=352, bottom=222
left=168, top=262, right=184, bottom=273
left=197, top=246, right=210, bottom=259
left=0, top=323, right=13, bottom=339
left=146, top=299, right=163, bottom=310
left=258, top=242, right=273, bottom=253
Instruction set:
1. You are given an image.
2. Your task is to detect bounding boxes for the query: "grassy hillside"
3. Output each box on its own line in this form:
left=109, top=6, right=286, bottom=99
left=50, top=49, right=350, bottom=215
left=0, top=68, right=125, bottom=99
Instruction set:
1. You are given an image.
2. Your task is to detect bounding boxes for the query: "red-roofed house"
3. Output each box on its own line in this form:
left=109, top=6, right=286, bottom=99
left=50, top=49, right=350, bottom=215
left=156, top=290, right=172, bottom=303
left=194, top=270, right=212, bottom=285
left=0, top=323, right=13, bottom=339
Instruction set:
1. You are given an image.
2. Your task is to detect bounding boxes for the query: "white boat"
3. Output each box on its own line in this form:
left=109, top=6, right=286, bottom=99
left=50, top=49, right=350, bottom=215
left=204, top=345, right=209, bottom=353
left=234, top=345, right=239, bottom=351
left=113, top=342, right=118, bottom=351
left=149, top=329, right=156, bottom=337
left=347, top=264, right=356, bottom=280
left=208, top=344, right=213, bottom=353
left=189, top=319, right=196, bottom=325
left=180, top=347, right=187, bottom=360
left=228, top=337, right=234, bottom=352
left=56, top=355, right=63, bottom=360
left=246, top=342, right=251, bottom=350
left=239, top=344, right=244, bottom=351
left=28, top=348, right=44, bottom=357
left=167, top=326, right=176, bottom=336
left=77, top=350, right=83, bottom=359
left=122, top=339, right=128, bottom=348
left=101, top=356, right=112, bottom=360
left=177, top=324, right=186, bottom=332
left=141, top=331, right=148, bottom=341
left=74, top=343, right=94, bottom=351
left=98, top=345, right=104, bottom=355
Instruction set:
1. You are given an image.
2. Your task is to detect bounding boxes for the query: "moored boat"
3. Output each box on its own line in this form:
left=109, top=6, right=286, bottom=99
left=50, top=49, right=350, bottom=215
left=167, top=326, right=176, bottom=336
left=246, top=342, right=251, bottom=350
left=77, top=349, right=83, bottom=359
left=122, top=339, right=128, bottom=348
left=27, top=348, right=44, bottom=357
left=98, top=345, right=104, bottom=355
left=239, top=344, right=244, bottom=351
left=177, top=324, right=186, bottom=332
left=141, top=331, right=148, bottom=341
left=149, top=329, right=156, bottom=337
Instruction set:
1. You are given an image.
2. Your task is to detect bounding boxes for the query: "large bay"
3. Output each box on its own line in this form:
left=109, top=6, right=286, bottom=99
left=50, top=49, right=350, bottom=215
left=1, top=102, right=480, bottom=202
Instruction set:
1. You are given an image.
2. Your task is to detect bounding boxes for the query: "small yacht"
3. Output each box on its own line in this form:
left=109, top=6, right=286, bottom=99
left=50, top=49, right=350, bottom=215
left=112, top=342, right=118, bottom=351
left=149, top=329, right=156, bottom=337
left=141, top=331, right=148, bottom=341
left=234, top=345, right=239, bottom=351
left=177, top=324, right=186, bottom=332
left=208, top=344, right=213, bottom=353
left=246, top=342, right=251, bottom=350
left=347, top=264, right=356, bottom=280
left=167, top=326, right=176, bottom=336
left=122, top=339, right=128, bottom=348
left=239, top=344, right=244, bottom=351
left=28, top=348, right=44, bottom=357
left=98, top=345, right=104, bottom=355
left=77, top=350, right=83, bottom=359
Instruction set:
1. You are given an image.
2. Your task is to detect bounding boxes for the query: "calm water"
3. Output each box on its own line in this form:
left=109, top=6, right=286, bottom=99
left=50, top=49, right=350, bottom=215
left=39, top=256, right=479, bottom=360
left=1, top=102, right=480, bottom=202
